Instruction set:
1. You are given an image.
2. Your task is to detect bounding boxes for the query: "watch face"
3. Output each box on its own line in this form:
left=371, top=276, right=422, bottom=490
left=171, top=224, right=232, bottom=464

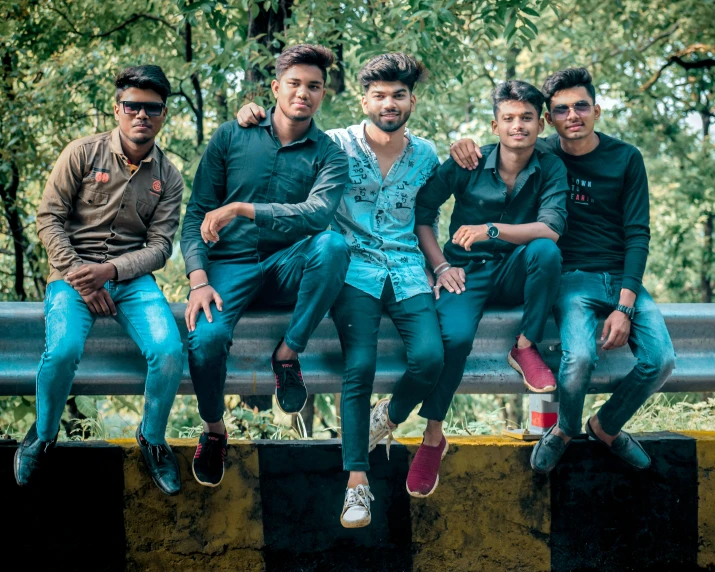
left=488, top=226, right=499, bottom=238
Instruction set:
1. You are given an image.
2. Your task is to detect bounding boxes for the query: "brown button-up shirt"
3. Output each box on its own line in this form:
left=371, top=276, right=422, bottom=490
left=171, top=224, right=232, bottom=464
left=37, top=128, right=184, bottom=284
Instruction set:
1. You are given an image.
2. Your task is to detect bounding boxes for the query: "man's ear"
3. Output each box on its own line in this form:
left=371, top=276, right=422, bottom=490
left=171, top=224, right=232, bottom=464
left=271, top=79, right=280, bottom=98
left=113, top=103, right=120, bottom=121
left=594, top=103, right=601, bottom=121
left=544, top=112, right=554, bottom=126
left=491, top=119, right=498, bottom=135
left=411, top=93, right=417, bottom=112
left=538, top=117, right=545, bottom=134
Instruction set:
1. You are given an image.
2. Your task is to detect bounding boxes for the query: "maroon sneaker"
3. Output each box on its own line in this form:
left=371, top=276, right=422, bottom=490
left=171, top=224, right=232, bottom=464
left=406, top=436, right=449, bottom=498
left=508, top=336, right=557, bottom=393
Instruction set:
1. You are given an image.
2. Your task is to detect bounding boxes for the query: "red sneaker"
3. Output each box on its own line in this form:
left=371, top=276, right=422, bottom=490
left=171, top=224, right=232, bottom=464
left=406, top=436, right=449, bottom=498
left=508, top=336, right=557, bottom=393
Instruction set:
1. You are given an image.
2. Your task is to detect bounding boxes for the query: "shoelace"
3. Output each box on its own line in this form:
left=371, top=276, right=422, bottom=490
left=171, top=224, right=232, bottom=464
left=198, top=437, right=225, bottom=469
left=372, top=402, right=394, bottom=460
left=278, top=365, right=304, bottom=389
left=147, top=443, right=170, bottom=464
left=344, top=485, right=375, bottom=511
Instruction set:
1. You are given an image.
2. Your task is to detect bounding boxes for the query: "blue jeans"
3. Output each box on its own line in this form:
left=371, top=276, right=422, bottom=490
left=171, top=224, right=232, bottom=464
left=554, top=271, right=676, bottom=437
left=36, top=276, right=184, bottom=444
left=188, top=231, right=350, bottom=423
left=419, top=238, right=562, bottom=421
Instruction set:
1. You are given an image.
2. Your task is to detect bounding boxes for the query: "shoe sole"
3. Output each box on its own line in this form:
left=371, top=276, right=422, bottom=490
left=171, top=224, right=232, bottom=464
left=585, top=421, right=651, bottom=471
left=508, top=353, right=556, bottom=393
left=340, top=513, right=372, bottom=528
left=368, top=397, right=392, bottom=453
left=406, top=440, right=449, bottom=498
left=192, top=461, right=224, bottom=487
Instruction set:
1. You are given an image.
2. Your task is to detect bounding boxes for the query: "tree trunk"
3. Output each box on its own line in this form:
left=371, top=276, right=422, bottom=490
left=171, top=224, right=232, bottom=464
left=183, top=22, right=203, bottom=147
left=701, top=110, right=713, bottom=303
left=246, top=0, right=295, bottom=85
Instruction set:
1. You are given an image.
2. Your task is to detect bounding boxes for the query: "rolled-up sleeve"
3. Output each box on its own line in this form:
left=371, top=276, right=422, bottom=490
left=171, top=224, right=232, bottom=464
left=253, top=144, right=349, bottom=234
left=536, top=156, right=569, bottom=237
left=181, top=125, right=227, bottom=276
left=110, top=168, right=184, bottom=281
left=36, top=143, right=86, bottom=277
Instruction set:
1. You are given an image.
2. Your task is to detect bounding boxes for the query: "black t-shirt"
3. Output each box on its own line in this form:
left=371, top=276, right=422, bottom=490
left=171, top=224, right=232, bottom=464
left=537, top=132, right=650, bottom=293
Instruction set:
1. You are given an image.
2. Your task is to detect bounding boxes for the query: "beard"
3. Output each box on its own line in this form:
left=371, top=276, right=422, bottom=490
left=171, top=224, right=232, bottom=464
left=127, top=134, right=153, bottom=145
left=367, top=108, right=410, bottom=133
left=277, top=101, right=312, bottom=122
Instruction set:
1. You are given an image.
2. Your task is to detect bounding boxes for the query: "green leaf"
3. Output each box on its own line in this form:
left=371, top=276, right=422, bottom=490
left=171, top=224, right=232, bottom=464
left=520, top=7, right=540, bottom=18
left=75, top=396, right=98, bottom=419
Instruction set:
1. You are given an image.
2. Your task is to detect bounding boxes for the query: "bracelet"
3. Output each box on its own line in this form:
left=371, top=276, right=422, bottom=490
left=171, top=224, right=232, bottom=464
left=436, top=265, right=452, bottom=276
left=432, top=261, right=450, bottom=274
left=190, top=282, right=210, bottom=292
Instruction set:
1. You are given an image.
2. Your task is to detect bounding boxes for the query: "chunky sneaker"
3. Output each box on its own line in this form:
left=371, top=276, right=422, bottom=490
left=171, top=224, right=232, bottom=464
left=272, top=339, right=307, bottom=414
left=406, top=435, right=449, bottom=498
left=14, top=422, right=56, bottom=487
left=586, top=420, right=651, bottom=470
left=340, top=484, right=375, bottom=528
left=508, top=336, right=557, bottom=393
left=368, top=397, right=395, bottom=459
left=530, top=424, right=571, bottom=474
left=192, top=430, right=228, bottom=487
left=136, top=425, right=181, bottom=496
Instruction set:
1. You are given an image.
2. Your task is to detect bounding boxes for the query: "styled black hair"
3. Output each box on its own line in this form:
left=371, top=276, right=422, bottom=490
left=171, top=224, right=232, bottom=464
left=541, top=67, right=596, bottom=110
left=491, top=80, right=545, bottom=118
left=276, top=44, right=335, bottom=83
left=115, top=65, right=171, bottom=103
left=357, top=53, right=427, bottom=92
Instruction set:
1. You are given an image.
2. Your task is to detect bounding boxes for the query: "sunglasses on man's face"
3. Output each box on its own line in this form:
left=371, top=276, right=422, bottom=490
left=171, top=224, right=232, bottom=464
left=119, top=101, right=166, bottom=117
left=550, top=101, right=593, bottom=119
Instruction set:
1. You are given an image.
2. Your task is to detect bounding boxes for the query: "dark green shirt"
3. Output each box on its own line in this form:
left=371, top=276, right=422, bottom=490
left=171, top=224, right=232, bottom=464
left=415, top=143, right=568, bottom=268
left=539, top=133, right=650, bottom=293
left=181, top=108, right=349, bottom=275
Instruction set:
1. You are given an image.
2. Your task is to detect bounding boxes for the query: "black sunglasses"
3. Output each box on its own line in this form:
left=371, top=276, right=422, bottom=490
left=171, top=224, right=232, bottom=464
left=551, top=101, right=592, bottom=119
left=119, top=101, right=166, bottom=117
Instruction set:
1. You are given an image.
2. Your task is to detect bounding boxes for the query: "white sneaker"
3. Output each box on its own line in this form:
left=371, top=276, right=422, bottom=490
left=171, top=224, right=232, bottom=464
left=368, top=397, right=395, bottom=458
left=340, top=484, right=375, bottom=528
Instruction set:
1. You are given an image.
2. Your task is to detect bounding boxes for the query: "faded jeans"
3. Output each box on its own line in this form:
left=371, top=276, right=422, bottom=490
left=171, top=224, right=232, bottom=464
left=554, top=271, right=676, bottom=437
left=35, top=276, right=184, bottom=444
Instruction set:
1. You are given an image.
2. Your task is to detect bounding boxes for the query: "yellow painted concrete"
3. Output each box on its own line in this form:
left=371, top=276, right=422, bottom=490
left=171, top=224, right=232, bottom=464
left=113, top=439, right=264, bottom=572
left=681, top=431, right=715, bottom=569
left=401, top=436, right=550, bottom=572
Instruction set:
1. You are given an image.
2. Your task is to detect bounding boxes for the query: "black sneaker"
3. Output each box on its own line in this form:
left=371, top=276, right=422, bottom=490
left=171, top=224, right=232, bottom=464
left=136, top=426, right=181, bottom=496
left=272, top=339, right=307, bottom=414
left=192, top=430, right=228, bottom=487
left=14, top=422, right=56, bottom=487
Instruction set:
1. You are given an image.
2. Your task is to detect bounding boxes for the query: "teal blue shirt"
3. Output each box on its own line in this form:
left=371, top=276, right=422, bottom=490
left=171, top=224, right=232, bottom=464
left=328, top=122, right=439, bottom=302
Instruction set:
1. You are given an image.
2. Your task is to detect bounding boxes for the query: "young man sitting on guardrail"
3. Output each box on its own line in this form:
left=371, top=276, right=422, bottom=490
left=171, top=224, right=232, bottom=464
left=16, top=66, right=185, bottom=496
left=238, top=52, right=445, bottom=527
left=412, top=81, right=569, bottom=496
left=181, top=44, right=350, bottom=488
left=449, top=68, right=676, bottom=473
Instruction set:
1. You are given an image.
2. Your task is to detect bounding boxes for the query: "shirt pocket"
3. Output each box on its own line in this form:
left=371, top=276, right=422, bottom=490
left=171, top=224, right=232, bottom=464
left=75, top=187, right=110, bottom=224
left=273, top=169, right=317, bottom=204
left=136, top=193, right=161, bottom=226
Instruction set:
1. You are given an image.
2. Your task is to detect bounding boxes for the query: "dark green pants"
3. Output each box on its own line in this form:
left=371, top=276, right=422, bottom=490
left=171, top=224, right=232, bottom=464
left=418, top=238, right=562, bottom=421
left=333, top=280, right=444, bottom=472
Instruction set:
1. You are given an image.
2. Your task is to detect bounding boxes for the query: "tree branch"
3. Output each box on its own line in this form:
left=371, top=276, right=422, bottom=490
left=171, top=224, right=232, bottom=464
left=49, top=8, right=176, bottom=38
left=642, top=43, right=715, bottom=91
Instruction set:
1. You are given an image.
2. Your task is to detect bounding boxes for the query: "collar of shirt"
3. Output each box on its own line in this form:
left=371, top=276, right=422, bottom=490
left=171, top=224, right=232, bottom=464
left=259, top=107, right=320, bottom=144
left=483, top=143, right=541, bottom=199
left=350, top=120, right=413, bottom=160
left=110, top=127, right=159, bottom=174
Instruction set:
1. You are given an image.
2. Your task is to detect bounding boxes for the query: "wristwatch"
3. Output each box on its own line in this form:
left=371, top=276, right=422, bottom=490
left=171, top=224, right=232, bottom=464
left=616, top=303, right=635, bottom=320
left=486, top=222, right=499, bottom=239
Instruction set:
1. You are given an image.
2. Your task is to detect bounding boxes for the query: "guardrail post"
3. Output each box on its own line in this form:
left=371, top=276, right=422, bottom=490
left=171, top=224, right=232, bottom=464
left=503, top=392, right=559, bottom=441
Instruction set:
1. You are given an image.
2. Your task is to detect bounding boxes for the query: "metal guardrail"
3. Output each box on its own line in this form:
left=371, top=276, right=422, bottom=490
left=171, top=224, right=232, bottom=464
left=0, top=302, right=713, bottom=396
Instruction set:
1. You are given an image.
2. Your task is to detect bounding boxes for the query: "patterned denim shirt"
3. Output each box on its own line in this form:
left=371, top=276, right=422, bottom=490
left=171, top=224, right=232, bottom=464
left=328, top=122, right=439, bottom=302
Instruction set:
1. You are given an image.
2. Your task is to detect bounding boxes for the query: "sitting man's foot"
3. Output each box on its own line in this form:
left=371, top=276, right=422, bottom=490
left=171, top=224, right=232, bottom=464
left=136, top=425, right=181, bottom=496
left=406, top=435, right=449, bottom=498
left=508, top=335, right=557, bottom=393
left=530, top=424, right=571, bottom=474
left=586, top=416, right=651, bottom=470
left=272, top=339, right=307, bottom=414
left=192, top=430, right=228, bottom=487
left=368, top=397, right=396, bottom=459
left=14, top=422, right=56, bottom=487
left=340, top=484, right=375, bottom=528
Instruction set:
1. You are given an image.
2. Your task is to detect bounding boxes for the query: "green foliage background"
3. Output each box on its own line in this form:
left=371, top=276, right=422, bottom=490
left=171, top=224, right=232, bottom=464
left=0, top=0, right=713, bottom=438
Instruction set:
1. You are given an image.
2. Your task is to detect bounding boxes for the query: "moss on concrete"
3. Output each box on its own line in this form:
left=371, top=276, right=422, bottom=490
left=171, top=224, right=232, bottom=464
left=400, top=436, right=550, bottom=572
left=113, top=439, right=264, bottom=571
left=682, top=431, right=715, bottom=569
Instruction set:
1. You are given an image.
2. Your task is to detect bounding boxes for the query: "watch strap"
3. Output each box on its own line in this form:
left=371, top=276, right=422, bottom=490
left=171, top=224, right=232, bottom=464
left=616, top=303, right=635, bottom=319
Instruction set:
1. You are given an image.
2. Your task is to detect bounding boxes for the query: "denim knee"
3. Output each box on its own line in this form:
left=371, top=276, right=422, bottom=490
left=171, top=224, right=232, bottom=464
left=146, top=339, right=184, bottom=373
left=344, top=353, right=378, bottom=389
left=525, top=238, right=561, bottom=268
left=44, top=339, right=84, bottom=371
left=188, top=325, right=232, bottom=366
left=442, top=329, right=474, bottom=359
left=636, top=352, right=676, bottom=388
left=559, top=349, right=597, bottom=391
left=406, top=345, right=444, bottom=384
left=313, top=231, right=349, bottom=268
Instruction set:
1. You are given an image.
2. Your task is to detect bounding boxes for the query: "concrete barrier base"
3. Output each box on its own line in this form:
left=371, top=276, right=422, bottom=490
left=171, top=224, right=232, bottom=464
left=0, top=433, right=710, bottom=571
